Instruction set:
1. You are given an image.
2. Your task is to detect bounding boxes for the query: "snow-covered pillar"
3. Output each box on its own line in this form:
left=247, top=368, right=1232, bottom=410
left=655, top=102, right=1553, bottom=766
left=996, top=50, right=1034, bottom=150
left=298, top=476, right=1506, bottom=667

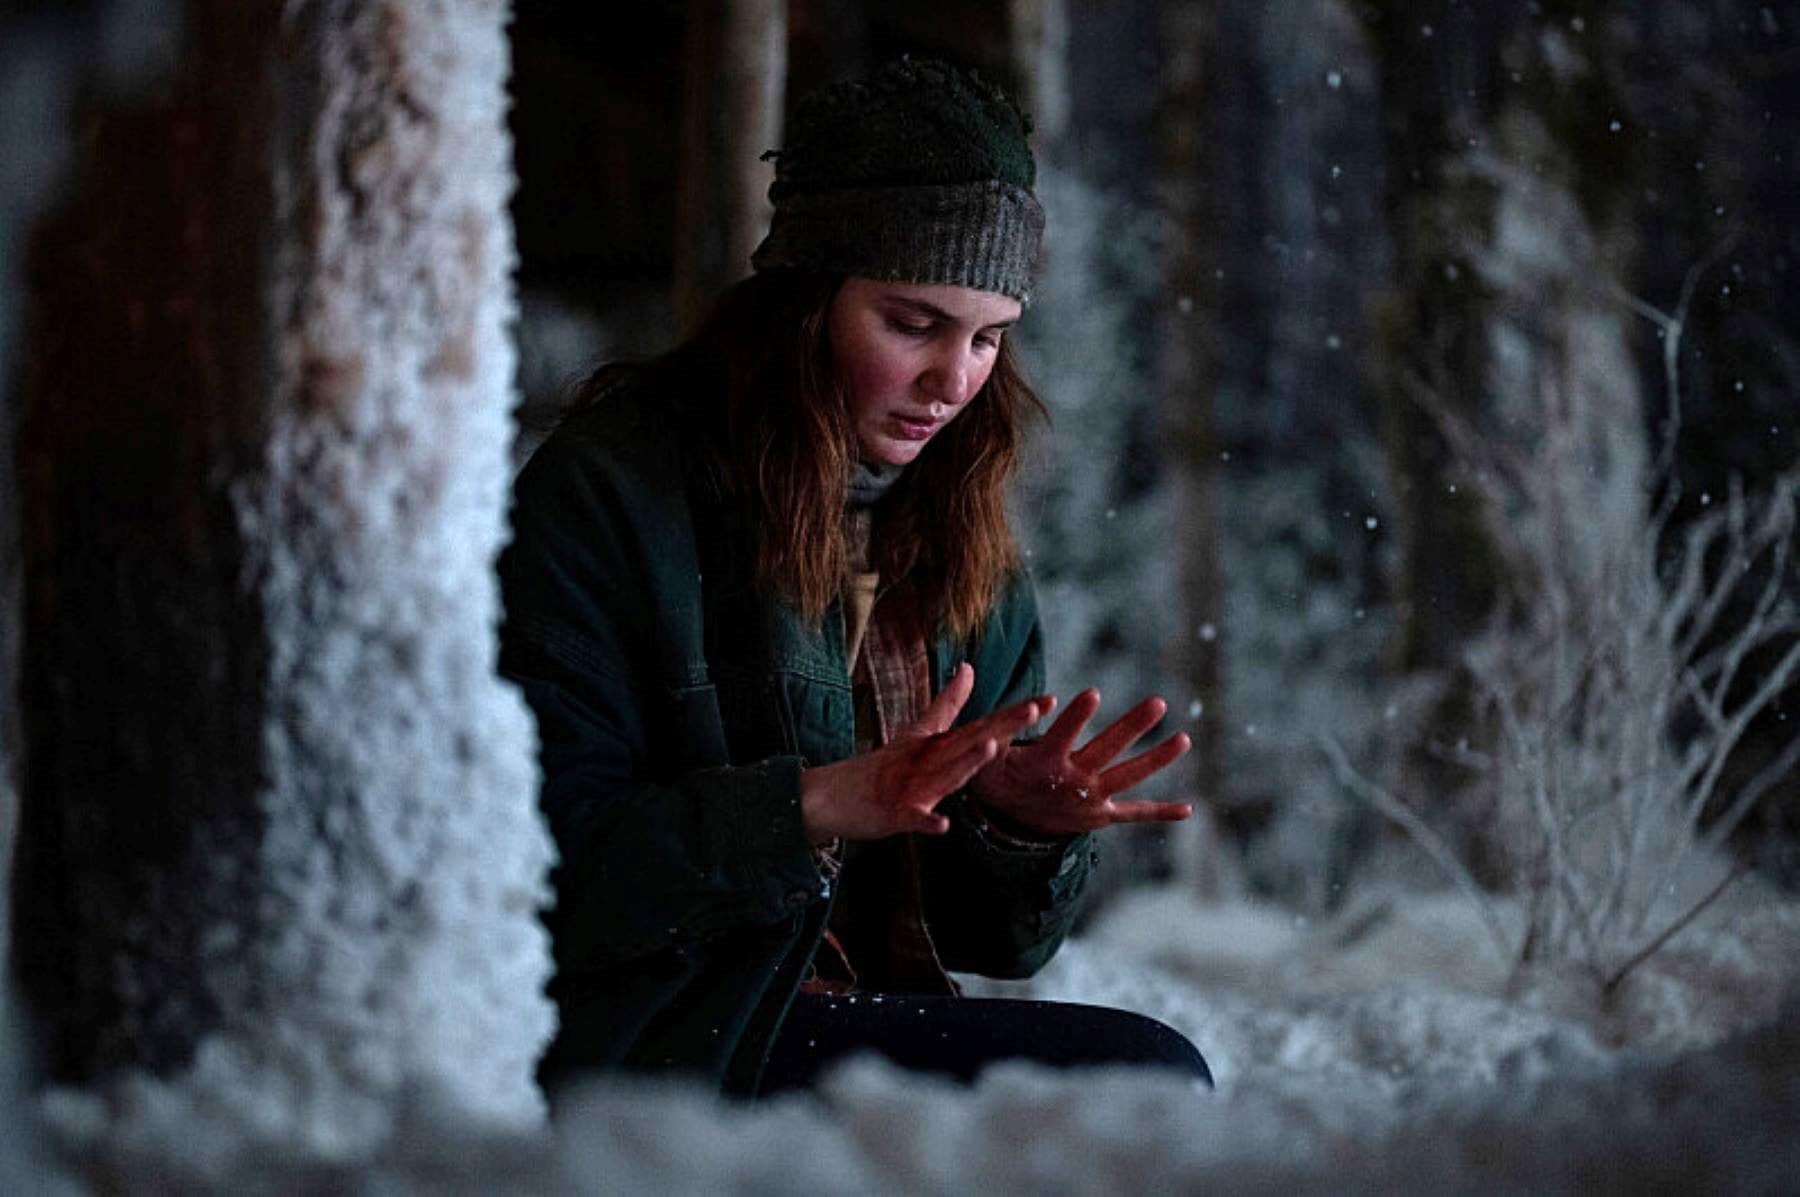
left=12, top=0, right=554, bottom=1153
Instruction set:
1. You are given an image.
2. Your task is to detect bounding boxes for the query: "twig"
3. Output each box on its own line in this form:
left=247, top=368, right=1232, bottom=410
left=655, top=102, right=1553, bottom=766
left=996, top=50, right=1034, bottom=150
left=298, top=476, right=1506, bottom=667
left=1610, top=226, right=1742, bottom=496
left=1319, top=734, right=1516, bottom=965
left=1703, top=732, right=1800, bottom=853
left=1602, top=862, right=1749, bottom=995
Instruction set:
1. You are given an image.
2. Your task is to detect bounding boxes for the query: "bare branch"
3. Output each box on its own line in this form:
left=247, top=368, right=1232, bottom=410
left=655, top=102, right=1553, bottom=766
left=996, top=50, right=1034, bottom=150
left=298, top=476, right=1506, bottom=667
left=1703, top=731, right=1800, bottom=853
left=1610, top=226, right=1742, bottom=504
left=1319, top=735, right=1516, bottom=965
left=1602, top=863, right=1748, bottom=996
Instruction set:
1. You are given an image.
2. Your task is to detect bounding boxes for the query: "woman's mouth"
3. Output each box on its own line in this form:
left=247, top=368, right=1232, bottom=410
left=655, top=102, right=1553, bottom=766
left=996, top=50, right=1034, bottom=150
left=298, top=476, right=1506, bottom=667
left=890, top=414, right=939, bottom=441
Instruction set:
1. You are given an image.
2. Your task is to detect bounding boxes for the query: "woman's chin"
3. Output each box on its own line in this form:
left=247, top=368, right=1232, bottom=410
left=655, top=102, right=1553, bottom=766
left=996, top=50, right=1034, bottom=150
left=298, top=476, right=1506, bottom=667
left=864, top=438, right=927, bottom=467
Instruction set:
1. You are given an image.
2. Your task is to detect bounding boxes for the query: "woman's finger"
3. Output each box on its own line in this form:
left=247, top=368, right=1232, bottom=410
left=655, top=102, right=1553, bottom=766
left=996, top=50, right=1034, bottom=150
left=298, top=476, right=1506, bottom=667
left=1095, top=731, right=1191, bottom=795
left=1099, top=799, right=1194, bottom=825
left=910, top=809, right=953, bottom=835
left=1039, top=687, right=1101, bottom=758
left=908, top=662, right=976, bottom=738
left=940, top=695, right=1043, bottom=758
left=1073, top=696, right=1167, bottom=771
left=931, top=734, right=1000, bottom=796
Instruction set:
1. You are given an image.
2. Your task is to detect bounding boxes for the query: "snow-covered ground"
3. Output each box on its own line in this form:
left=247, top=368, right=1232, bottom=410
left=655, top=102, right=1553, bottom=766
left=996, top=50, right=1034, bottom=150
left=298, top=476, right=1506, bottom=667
left=12, top=871, right=1800, bottom=1193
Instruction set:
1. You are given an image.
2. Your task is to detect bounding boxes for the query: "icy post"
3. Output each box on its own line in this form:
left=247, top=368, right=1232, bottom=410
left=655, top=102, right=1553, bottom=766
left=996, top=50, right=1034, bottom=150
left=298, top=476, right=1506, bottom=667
left=239, top=0, right=556, bottom=1145
left=10, top=0, right=554, bottom=1162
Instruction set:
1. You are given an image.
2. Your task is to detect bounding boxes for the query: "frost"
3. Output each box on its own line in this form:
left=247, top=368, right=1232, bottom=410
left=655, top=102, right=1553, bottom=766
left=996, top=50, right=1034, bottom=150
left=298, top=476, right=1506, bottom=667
left=9, top=3, right=556, bottom=1160
left=236, top=7, right=556, bottom=1145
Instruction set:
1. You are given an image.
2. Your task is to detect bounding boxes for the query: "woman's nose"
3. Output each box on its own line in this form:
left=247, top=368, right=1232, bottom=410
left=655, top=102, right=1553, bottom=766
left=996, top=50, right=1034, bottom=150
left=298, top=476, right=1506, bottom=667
left=921, top=346, right=975, bottom=406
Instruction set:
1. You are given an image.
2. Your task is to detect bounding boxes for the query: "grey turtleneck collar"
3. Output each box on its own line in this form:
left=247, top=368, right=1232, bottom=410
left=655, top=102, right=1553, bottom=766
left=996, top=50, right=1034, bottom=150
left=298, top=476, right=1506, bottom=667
left=848, top=459, right=905, bottom=508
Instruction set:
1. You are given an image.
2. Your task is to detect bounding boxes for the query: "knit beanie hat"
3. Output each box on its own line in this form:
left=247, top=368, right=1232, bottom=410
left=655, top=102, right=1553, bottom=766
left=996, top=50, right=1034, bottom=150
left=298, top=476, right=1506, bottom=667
left=750, top=57, right=1046, bottom=303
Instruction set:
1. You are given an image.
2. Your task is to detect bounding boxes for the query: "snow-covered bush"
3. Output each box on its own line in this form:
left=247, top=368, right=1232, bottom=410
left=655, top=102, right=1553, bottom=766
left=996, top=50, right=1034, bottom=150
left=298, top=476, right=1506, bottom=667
left=1331, top=108, right=1799, bottom=996
left=1465, top=445, right=1798, bottom=990
left=1386, top=260, right=1794, bottom=994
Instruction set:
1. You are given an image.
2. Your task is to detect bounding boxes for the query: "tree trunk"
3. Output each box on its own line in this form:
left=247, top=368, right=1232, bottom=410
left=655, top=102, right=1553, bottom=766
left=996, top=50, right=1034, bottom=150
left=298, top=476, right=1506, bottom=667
left=1361, top=1, right=1648, bottom=877
left=787, top=0, right=867, bottom=107
left=1007, top=0, right=1070, bottom=152
left=1359, top=2, right=1516, bottom=874
left=1157, top=0, right=1227, bottom=858
left=673, top=0, right=787, bottom=334
left=12, top=0, right=552, bottom=1151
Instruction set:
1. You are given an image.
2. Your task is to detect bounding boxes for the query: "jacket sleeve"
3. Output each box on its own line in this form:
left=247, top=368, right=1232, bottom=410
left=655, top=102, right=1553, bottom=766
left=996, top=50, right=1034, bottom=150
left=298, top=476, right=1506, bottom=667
left=916, top=574, right=1096, bottom=979
left=498, top=417, right=825, bottom=971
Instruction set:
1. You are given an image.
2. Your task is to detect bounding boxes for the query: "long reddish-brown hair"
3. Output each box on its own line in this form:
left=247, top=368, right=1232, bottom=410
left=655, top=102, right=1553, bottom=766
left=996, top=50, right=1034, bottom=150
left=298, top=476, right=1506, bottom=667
left=584, top=269, right=1043, bottom=641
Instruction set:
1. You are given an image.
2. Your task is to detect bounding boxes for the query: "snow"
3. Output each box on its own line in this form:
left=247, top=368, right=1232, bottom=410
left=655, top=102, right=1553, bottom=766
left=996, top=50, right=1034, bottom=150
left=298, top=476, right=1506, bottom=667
left=9, top=875, right=1798, bottom=1191
left=536, top=884, right=1800, bottom=1191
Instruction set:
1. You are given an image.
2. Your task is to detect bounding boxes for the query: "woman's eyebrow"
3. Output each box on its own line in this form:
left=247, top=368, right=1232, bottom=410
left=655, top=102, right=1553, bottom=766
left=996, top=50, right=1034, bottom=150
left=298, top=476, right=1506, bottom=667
left=884, top=297, right=1018, bottom=331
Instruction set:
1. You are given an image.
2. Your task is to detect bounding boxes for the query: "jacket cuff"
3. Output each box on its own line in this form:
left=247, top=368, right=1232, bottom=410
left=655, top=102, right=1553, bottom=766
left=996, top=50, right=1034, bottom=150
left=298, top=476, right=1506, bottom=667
left=962, top=797, right=1071, bottom=856
left=707, top=755, right=822, bottom=892
left=946, top=793, right=1088, bottom=883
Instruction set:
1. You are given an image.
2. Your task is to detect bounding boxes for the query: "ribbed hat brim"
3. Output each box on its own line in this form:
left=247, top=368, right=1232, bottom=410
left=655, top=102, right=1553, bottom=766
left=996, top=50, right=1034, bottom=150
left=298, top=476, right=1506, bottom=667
left=751, top=180, right=1045, bottom=304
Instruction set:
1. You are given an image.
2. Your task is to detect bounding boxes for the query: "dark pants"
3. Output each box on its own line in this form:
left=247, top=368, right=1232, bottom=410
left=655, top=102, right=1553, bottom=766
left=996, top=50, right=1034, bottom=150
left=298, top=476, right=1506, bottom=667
left=758, top=992, right=1213, bottom=1095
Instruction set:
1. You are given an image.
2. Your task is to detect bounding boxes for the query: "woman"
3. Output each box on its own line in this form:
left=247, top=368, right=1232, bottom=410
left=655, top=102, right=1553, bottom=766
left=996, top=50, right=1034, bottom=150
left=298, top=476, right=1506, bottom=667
left=500, top=58, right=1208, bottom=1097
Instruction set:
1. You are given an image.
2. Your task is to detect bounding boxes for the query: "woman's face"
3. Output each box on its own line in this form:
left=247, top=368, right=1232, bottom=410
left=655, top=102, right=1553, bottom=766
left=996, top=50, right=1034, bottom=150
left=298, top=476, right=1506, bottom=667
left=826, top=277, right=1022, bottom=467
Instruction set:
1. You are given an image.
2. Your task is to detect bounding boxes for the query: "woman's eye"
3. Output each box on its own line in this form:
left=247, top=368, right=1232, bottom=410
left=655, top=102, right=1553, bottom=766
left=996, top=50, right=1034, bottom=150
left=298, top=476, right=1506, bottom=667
left=888, top=319, right=932, bottom=337
left=975, top=332, right=1002, bottom=351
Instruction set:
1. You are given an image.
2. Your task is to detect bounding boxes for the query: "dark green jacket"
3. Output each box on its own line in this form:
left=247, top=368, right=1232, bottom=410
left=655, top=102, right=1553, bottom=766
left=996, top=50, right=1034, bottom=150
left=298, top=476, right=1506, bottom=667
left=497, top=378, right=1093, bottom=1094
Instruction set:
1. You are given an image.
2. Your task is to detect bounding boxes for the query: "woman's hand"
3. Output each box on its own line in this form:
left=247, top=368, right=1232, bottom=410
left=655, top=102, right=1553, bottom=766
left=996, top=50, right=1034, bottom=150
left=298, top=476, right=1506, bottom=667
left=799, top=663, right=1048, bottom=845
left=967, top=689, right=1192, bottom=837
